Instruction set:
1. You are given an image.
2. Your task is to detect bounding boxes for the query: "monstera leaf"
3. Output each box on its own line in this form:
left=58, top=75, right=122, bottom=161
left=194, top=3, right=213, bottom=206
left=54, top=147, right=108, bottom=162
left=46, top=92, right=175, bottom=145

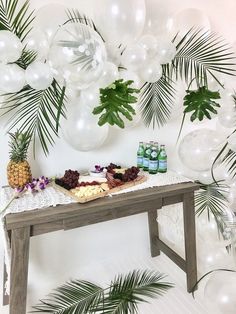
left=93, top=79, right=140, bottom=128
left=183, top=86, right=221, bottom=122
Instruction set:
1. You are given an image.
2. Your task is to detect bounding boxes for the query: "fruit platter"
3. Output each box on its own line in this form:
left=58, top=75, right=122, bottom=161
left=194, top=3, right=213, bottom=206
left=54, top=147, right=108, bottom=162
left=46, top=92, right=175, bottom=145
left=54, top=163, right=147, bottom=203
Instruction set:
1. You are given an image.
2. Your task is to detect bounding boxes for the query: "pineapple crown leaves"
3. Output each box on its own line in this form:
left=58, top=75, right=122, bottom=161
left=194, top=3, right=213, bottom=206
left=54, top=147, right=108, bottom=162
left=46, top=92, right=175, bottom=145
left=8, top=130, right=31, bottom=162
left=183, top=86, right=221, bottom=122
left=92, top=79, right=140, bottom=129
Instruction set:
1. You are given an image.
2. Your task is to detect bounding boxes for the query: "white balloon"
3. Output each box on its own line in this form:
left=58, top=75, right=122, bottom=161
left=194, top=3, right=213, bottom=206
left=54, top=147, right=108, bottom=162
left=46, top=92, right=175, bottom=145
left=178, top=129, right=225, bottom=172
left=170, top=8, right=210, bottom=38
left=205, top=272, right=236, bottom=314
left=0, top=30, right=23, bottom=63
left=80, top=85, right=100, bottom=107
left=94, top=0, right=146, bottom=46
left=139, top=59, right=162, bottom=83
left=98, top=62, right=119, bottom=88
left=155, top=38, right=176, bottom=64
left=197, top=170, right=214, bottom=184
left=218, top=107, right=236, bottom=129
left=62, top=100, right=109, bottom=152
left=105, top=43, right=122, bottom=66
left=138, top=35, right=157, bottom=57
left=119, top=69, right=142, bottom=89
left=198, top=245, right=229, bottom=273
left=33, top=4, right=68, bottom=41
left=24, top=30, right=50, bottom=60
left=0, top=64, right=25, bottom=93
left=49, top=23, right=107, bottom=89
left=121, top=44, right=147, bottom=71
left=25, top=61, right=53, bottom=91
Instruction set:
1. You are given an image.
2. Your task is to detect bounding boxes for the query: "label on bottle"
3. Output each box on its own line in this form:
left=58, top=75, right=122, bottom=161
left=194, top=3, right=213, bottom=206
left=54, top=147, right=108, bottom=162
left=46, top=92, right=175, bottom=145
left=137, top=156, right=143, bottom=166
left=149, top=160, right=158, bottom=171
left=151, top=151, right=158, bottom=158
left=143, top=157, right=149, bottom=168
left=158, top=160, right=167, bottom=170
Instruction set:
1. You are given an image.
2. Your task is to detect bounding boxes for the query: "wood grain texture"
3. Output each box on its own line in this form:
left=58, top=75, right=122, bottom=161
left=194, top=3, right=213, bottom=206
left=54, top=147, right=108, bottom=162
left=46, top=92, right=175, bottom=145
left=157, top=238, right=186, bottom=271
left=183, top=192, right=198, bottom=292
left=10, top=227, right=30, bottom=314
left=5, top=182, right=199, bottom=231
left=148, top=210, right=161, bottom=257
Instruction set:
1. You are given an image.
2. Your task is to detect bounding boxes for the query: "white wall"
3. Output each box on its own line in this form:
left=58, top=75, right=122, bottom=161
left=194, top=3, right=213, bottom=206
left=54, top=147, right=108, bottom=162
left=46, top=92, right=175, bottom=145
left=0, top=0, right=236, bottom=312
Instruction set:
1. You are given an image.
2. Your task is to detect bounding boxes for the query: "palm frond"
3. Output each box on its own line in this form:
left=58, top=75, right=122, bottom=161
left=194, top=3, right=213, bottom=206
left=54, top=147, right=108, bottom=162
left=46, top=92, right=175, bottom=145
left=32, top=270, right=173, bottom=314
left=32, top=280, right=104, bottom=314
left=96, top=270, right=173, bottom=314
left=0, top=0, right=35, bottom=41
left=195, top=181, right=229, bottom=235
left=166, top=28, right=236, bottom=87
left=15, top=48, right=37, bottom=69
left=139, top=77, right=176, bottom=128
left=1, top=81, right=66, bottom=155
left=223, top=150, right=236, bottom=178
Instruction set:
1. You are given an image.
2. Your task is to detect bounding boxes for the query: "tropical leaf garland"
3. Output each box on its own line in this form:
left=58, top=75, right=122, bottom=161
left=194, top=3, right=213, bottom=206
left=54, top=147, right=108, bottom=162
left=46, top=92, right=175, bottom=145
left=1, top=81, right=66, bottom=155
left=32, top=270, right=173, bottom=314
left=140, top=77, right=176, bottom=128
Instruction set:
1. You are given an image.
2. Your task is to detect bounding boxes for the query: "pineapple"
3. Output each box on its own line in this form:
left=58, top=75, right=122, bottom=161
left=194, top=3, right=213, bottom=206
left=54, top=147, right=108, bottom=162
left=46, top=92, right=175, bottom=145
left=7, top=131, right=32, bottom=188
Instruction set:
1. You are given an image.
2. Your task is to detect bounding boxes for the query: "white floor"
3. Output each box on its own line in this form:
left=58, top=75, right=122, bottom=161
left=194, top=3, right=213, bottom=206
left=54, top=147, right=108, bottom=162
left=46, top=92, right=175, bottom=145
left=1, top=253, right=218, bottom=314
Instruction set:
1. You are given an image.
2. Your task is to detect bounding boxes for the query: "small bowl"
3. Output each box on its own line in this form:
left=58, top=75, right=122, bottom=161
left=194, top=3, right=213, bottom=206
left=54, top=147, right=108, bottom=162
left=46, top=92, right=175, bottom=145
left=89, top=169, right=107, bottom=178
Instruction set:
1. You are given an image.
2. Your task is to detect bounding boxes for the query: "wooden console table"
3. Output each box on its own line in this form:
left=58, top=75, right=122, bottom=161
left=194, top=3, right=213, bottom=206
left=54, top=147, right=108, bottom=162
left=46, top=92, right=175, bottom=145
left=3, top=181, right=199, bottom=314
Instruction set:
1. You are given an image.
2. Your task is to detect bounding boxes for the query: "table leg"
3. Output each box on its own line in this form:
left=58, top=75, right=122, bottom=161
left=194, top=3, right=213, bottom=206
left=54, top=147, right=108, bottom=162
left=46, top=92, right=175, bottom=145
left=183, top=192, right=198, bottom=293
left=10, top=227, right=30, bottom=314
left=148, top=209, right=160, bottom=257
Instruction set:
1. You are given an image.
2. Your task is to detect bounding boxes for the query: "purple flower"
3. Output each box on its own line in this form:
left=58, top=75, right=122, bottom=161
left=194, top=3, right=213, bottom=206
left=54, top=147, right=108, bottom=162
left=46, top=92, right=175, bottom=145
left=95, top=165, right=104, bottom=173
left=14, top=187, right=25, bottom=194
left=39, top=182, right=46, bottom=190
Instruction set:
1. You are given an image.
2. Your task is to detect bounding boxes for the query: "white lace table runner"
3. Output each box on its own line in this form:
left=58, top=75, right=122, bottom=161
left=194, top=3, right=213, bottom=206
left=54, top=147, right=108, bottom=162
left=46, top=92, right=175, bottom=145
left=0, top=170, right=191, bottom=294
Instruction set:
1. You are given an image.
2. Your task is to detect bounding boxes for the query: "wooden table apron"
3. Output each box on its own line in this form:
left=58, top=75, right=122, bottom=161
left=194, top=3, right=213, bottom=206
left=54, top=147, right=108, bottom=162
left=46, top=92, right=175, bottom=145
left=3, top=182, right=199, bottom=314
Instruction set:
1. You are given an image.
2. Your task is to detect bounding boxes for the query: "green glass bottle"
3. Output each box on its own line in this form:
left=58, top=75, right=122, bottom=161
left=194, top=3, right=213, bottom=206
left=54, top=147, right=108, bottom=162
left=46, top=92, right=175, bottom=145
left=149, top=145, right=158, bottom=174
left=137, top=141, right=145, bottom=168
left=143, top=143, right=152, bottom=171
left=158, top=145, right=167, bottom=173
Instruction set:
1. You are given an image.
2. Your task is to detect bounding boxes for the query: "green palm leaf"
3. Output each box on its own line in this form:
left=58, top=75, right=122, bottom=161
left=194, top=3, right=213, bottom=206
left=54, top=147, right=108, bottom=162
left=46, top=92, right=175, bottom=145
left=139, top=77, right=176, bottom=128
left=0, top=0, right=35, bottom=41
left=94, top=270, right=173, bottom=314
left=1, top=81, right=66, bottom=155
left=195, top=181, right=229, bottom=235
left=32, top=280, right=104, bottom=314
left=223, top=150, right=236, bottom=178
left=169, top=28, right=236, bottom=86
left=32, top=270, right=173, bottom=314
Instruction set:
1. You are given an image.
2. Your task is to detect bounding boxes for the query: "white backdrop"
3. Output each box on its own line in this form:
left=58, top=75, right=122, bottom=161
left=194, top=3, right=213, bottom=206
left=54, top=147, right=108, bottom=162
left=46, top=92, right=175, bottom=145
left=0, top=0, right=236, bottom=312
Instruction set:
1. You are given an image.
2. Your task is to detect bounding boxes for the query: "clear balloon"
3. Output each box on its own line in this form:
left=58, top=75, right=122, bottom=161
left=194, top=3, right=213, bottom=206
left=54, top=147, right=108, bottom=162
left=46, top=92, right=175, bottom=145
left=24, top=30, right=50, bottom=60
left=218, top=107, right=236, bottom=129
left=33, top=4, right=68, bottom=41
left=143, top=0, right=174, bottom=38
left=0, top=64, right=25, bottom=93
left=138, top=34, right=158, bottom=57
left=121, top=44, right=147, bottom=71
left=0, top=30, right=23, bottom=63
left=93, top=0, right=146, bottom=46
left=98, top=62, right=119, bottom=88
left=62, top=100, right=109, bottom=152
left=49, top=23, right=107, bottom=89
left=25, top=61, right=53, bottom=91
left=205, top=272, right=236, bottom=314
left=155, top=38, right=176, bottom=64
left=139, top=59, right=162, bottom=83
left=178, top=129, right=225, bottom=172
left=198, top=245, right=229, bottom=273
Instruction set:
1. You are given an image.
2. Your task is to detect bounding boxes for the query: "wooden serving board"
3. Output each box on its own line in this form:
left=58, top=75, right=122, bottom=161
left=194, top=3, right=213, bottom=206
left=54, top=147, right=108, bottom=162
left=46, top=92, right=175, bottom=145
left=53, top=175, right=147, bottom=203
